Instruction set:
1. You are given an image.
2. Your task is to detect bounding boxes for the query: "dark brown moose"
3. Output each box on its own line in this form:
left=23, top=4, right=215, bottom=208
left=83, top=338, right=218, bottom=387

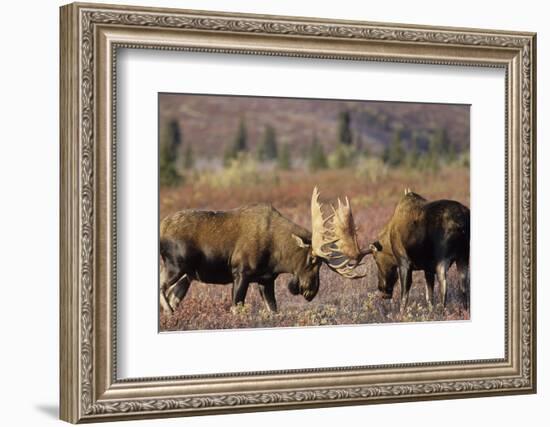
left=369, top=189, right=470, bottom=311
left=159, top=188, right=370, bottom=314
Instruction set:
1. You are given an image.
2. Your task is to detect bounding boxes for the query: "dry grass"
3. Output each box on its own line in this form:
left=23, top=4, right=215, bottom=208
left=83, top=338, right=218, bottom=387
left=160, top=265, right=469, bottom=331
left=159, top=166, right=470, bottom=332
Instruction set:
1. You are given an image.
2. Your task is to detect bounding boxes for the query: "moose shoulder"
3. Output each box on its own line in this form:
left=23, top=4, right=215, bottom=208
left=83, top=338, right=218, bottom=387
left=370, top=189, right=470, bottom=310
left=159, top=189, right=368, bottom=314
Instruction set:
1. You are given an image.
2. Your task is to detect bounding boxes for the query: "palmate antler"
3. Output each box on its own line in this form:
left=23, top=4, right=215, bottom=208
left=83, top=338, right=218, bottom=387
left=311, top=187, right=337, bottom=259
left=310, top=187, right=371, bottom=279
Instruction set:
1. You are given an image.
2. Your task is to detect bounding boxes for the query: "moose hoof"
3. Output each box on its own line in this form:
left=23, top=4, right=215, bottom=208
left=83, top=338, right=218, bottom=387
left=377, top=290, right=393, bottom=300
left=160, top=293, right=174, bottom=315
left=167, top=295, right=181, bottom=312
left=433, top=303, right=444, bottom=314
left=230, top=303, right=247, bottom=315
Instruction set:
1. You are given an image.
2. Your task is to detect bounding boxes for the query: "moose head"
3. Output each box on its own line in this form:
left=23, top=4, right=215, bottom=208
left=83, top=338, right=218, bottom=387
left=287, top=187, right=372, bottom=301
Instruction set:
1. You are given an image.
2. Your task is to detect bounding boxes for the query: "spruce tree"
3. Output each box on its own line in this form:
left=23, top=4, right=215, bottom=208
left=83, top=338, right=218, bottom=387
left=308, top=134, right=328, bottom=171
left=338, top=110, right=353, bottom=146
left=406, top=132, right=421, bottom=168
left=232, top=118, right=248, bottom=154
left=224, top=118, right=248, bottom=167
left=257, top=124, right=278, bottom=161
left=264, top=125, right=278, bottom=160
left=427, top=128, right=445, bottom=171
left=183, top=144, right=194, bottom=169
left=159, top=119, right=182, bottom=186
left=223, top=143, right=234, bottom=167
left=355, top=134, right=364, bottom=153
left=329, top=144, right=350, bottom=169
left=277, top=143, right=291, bottom=170
left=385, top=129, right=405, bottom=167
left=446, top=142, right=457, bottom=163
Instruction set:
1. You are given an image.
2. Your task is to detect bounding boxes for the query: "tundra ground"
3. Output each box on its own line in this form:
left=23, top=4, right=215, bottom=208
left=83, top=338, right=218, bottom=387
left=159, top=166, right=470, bottom=331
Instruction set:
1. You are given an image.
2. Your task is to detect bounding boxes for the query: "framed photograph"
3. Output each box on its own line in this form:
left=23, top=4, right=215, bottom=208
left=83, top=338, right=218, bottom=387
left=60, top=2, right=537, bottom=423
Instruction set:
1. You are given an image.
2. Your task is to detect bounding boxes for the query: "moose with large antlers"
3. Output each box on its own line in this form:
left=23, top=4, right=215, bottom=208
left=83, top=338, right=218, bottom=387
left=159, top=187, right=369, bottom=314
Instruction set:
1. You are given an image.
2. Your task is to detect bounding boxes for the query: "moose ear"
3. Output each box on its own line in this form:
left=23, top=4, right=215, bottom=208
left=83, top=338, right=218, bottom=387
left=292, top=234, right=310, bottom=249
left=369, top=241, right=382, bottom=253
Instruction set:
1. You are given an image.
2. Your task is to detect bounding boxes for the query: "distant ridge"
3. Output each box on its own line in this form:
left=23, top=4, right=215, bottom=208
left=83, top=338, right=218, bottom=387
left=159, top=93, right=470, bottom=157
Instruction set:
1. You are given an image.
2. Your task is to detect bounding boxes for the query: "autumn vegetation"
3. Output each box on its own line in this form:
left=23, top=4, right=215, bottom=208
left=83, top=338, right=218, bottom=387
left=158, top=94, right=470, bottom=331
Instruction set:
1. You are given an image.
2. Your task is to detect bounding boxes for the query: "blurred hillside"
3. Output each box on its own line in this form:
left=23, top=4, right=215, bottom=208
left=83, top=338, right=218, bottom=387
left=159, top=93, right=469, bottom=162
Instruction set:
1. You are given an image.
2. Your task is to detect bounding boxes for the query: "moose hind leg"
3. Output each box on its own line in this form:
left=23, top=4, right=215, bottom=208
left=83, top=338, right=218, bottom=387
left=436, top=261, right=449, bottom=308
left=160, top=290, right=172, bottom=314
left=456, top=258, right=470, bottom=311
left=160, top=270, right=183, bottom=314
left=423, top=271, right=435, bottom=309
left=159, top=239, right=188, bottom=314
left=258, top=280, right=277, bottom=312
left=167, top=274, right=191, bottom=312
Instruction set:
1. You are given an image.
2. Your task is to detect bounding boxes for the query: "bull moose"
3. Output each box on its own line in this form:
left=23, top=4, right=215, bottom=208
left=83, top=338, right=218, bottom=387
left=159, top=188, right=369, bottom=314
left=368, top=189, right=470, bottom=310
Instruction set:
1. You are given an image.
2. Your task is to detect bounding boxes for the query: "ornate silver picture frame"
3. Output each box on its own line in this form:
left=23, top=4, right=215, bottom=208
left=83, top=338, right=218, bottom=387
left=60, top=2, right=536, bottom=423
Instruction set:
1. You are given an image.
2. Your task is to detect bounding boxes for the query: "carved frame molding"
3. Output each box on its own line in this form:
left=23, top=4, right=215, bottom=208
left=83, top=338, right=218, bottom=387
left=60, top=2, right=536, bottom=423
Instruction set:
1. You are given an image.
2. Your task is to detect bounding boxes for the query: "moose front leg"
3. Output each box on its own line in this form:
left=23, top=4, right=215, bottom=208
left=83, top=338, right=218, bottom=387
left=397, top=260, right=412, bottom=312
left=231, top=271, right=250, bottom=308
left=258, top=279, right=277, bottom=312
